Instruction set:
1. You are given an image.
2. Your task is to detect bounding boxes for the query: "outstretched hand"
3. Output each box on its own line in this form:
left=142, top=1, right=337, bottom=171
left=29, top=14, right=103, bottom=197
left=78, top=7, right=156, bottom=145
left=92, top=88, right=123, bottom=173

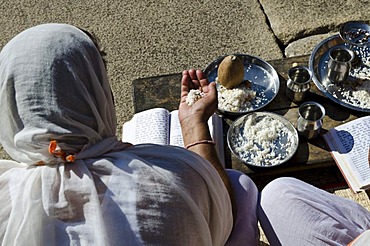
left=178, top=69, right=235, bottom=216
left=179, top=69, right=217, bottom=126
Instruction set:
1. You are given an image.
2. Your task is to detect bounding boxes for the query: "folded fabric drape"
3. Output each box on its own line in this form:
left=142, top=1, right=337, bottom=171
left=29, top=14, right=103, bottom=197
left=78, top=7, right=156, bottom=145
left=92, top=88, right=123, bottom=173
left=0, top=23, right=233, bottom=245
left=0, top=23, right=117, bottom=165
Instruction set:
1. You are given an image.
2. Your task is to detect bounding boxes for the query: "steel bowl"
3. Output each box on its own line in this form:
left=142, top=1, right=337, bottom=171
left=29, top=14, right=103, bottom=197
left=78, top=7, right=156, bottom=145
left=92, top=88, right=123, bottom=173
left=227, top=112, right=299, bottom=167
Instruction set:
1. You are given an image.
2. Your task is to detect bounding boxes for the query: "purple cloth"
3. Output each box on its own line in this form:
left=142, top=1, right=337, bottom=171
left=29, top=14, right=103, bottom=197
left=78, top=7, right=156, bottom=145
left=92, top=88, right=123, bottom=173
left=226, top=169, right=260, bottom=245
left=259, top=177, right=370, bottom=246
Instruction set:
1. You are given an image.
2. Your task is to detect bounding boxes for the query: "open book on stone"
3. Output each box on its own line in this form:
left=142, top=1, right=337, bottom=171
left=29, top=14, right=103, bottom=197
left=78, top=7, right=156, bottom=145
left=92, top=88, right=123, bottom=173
left=323, top=115, right=370, bottom=193
left=122, top=108, right=225, bottom=167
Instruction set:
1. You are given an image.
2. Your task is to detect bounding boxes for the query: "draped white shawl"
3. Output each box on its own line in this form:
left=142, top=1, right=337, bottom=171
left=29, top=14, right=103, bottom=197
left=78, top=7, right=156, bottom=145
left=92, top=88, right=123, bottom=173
left=0, top=23, right=232, bottom=245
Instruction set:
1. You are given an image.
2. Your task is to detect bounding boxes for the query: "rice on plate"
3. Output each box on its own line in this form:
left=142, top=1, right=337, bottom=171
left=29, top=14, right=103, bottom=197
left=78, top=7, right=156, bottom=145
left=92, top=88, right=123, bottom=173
left=227, top=112, right=299, bottom=167
left=334, top=47, right=370, bottom=109
left=217, top=78, right=257, bottom=112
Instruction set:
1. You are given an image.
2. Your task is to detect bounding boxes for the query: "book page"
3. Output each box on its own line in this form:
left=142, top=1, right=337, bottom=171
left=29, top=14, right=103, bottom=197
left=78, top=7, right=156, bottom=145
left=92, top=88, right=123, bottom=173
left=324, top=133, right=362, bottom=192
left=325, top=116, right=370, bottom=190
left=169, top=110, right=184, bottom=147
left=122, top=108, right=170, bottom=145
left=123, top=108, right=225, bottom=167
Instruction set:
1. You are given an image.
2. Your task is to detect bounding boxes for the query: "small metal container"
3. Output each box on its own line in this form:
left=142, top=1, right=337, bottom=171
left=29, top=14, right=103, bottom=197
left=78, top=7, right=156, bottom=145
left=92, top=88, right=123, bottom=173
left=327, top=47, right=354, bottom=84
left=286, top=66, right=312, bottom=102
left=297, top=101, right=325, bottom=139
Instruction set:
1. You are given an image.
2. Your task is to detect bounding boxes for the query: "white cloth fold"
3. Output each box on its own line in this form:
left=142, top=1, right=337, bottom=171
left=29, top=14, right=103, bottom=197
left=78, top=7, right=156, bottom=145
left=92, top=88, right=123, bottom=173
left=259, top=177, right=370, bottom=246
left=0, top=23, right=233, bottom=245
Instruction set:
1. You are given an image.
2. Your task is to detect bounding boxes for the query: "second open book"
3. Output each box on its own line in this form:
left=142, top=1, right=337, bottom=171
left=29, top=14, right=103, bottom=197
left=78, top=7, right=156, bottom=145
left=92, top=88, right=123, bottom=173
left=323, top=115, right=370, bottom=193
left=122, top=108, right=225, bottom=166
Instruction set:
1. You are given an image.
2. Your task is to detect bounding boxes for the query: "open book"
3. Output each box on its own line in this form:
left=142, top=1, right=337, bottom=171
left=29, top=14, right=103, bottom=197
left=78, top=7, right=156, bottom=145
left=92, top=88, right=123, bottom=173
left=122, top=108, right=225, bottom=166
left=323, top=115, right=370, bottom=192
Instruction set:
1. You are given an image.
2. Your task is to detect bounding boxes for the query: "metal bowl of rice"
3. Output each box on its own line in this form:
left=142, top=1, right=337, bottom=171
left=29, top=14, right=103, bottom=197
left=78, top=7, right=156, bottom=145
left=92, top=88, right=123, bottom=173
left=227, top=112, right=299, bottom=167
left=204, top=54, right=280, bottom=115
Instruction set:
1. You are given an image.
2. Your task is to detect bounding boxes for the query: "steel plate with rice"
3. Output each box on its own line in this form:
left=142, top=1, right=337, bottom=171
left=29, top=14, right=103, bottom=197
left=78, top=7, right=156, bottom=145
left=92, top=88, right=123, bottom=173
left=309, top=34, right=370, bottom=112
left=204, top=54, right=280, bottom=115
left=227, top=112, right=299, bottom=167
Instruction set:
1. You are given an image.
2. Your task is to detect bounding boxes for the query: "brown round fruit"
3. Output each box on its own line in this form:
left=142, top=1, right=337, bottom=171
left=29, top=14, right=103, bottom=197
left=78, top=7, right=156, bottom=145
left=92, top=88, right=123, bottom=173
left=217, top=55, right=244, bottom=89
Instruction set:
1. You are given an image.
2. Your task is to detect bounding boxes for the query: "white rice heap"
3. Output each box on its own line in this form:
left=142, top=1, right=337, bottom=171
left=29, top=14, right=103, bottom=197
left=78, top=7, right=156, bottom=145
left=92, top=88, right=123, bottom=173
left=186, top=89, right=204, bottom=106
left=334, top=48, right=370, bottom=109
left=231, top=114, right=295, bottom=166
left=217, top=79, right=256, bottom=112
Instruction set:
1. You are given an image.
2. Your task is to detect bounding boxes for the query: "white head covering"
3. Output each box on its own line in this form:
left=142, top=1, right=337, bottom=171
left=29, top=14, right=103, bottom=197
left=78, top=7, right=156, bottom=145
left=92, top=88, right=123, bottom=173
left=0, top=24, right=232, bottom=245
left=0, top=23, right=117, bottom=164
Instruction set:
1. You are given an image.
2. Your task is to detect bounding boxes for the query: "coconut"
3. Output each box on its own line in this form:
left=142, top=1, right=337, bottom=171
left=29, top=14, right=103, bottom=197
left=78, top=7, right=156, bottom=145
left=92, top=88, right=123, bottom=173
left=217, top=55, right=244, bottom=89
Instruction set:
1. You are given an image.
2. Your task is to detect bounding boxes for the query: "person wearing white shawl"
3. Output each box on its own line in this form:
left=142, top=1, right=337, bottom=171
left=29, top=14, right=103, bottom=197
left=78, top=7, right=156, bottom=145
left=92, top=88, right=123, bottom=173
left=0, top=23, right=260, bottom=245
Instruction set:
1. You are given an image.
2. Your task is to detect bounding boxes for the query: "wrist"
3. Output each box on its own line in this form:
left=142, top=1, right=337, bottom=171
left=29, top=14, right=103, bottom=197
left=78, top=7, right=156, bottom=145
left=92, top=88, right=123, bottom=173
left=180, top=116, right=207, bottom=127
left=181, top=122, right=212, bottom=146
left=185, top=140, right=216, bottom=149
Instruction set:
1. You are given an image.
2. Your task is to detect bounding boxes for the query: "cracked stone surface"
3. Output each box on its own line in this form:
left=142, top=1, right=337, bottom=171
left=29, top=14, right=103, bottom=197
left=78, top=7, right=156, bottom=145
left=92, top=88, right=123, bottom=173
left=285, top=32, right=338, bottom=57
left=259, top=0, right=370, bottom=45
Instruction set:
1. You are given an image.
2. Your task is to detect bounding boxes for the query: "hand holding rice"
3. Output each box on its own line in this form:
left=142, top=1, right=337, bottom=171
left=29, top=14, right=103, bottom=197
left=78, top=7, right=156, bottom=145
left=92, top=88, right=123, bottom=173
left=186, top=89, right=204, bottom=106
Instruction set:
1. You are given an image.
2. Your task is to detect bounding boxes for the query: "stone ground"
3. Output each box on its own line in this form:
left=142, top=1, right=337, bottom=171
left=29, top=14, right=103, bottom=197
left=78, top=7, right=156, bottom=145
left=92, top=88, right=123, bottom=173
left=0, top=0, right=369, bottom=244
left=1, top=0, right=368, bottom=135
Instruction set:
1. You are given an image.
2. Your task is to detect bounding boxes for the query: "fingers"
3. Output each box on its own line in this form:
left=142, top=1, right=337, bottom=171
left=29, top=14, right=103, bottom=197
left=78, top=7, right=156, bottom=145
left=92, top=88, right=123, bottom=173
left=181, top=72, right=190, bottom=100
left=195, top=70, right=211, bottom=92
left=196, top=69, right=207, bottom=81
left=181, top=70, right=189, bottom=86
left=187, top=69, right=201, bottom=89
left=208, top=82, right=217, bottom=100
left=208, top=81, right=216, bottom=92
left=182, top=70, right=189, bottom=76
left=188, top=69, right=196, bottom=79
left=182, top=68, right=210, bottom=93
left=180, top=69, right=217, bottom=114
left=182, top=69, right=200, bottom=89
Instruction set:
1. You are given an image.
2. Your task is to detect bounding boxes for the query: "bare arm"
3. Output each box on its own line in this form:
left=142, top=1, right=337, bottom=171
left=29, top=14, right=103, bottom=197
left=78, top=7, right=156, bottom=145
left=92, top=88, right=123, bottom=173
left=178, top=69, right=234, bottom=208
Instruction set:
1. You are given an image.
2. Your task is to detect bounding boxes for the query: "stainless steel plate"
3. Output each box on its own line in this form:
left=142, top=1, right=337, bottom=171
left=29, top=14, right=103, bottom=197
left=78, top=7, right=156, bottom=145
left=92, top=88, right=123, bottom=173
left=204, top=54, right=280, bottom=115
left=309, top=34, right=370, bottom=112
left=339, top=21, right=370, bottom=47
left=227, top=112, right=299, bottom=167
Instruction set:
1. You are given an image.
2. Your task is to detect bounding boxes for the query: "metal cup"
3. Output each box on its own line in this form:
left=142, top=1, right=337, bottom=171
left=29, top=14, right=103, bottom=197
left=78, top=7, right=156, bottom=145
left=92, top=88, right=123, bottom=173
left=327, top=47, right=354, bottom=84
left=297, top=101, right=325, bottom=139
left=286, top=66, right=312, bottom=102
